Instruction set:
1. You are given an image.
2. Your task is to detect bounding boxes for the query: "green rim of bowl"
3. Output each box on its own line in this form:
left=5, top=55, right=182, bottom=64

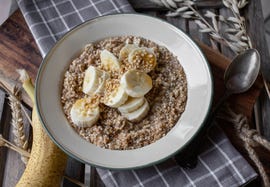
left=35, top=13, right=214, bottom=170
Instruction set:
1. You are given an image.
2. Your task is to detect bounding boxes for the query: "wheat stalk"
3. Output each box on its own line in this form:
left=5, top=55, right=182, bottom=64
left=8, top=86, right=30, bottom=165
left=0, top=134, right=30, bottom=157
left=152, top=0, right=250, bottom=53
left=221, top=0, right=252, bottom=50
left=0, top=81, right=32, bottom=126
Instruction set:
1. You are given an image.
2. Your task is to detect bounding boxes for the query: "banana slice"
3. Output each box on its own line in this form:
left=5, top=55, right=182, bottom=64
left=103, top=79, right=128, bottom=108
left=128, top=47, right=157, bottom=73
left=100, top=49, right=121, bottom=72
left=118, top=96, right=145, bottom=114
left=82, top=66, right=109, bottom=95
left=123, top=98, right=149, bottom=122
left=120, top=69, right=152, bottom=97
left=70, top=98, right=100, bottom=127
left=94, top=71, right=110, bottom=94
left=119, top=44, right=138, bottom=61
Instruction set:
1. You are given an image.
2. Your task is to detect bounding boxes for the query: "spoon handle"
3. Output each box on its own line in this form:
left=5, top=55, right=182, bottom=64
left=175, top=91, right=231, bottom=169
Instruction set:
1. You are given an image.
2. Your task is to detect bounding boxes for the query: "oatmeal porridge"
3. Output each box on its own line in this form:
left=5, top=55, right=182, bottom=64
left=61, top=36, right=187, bottom=150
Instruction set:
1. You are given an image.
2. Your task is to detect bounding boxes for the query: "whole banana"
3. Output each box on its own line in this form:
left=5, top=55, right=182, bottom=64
left=16, top=70, right=67, bottom=187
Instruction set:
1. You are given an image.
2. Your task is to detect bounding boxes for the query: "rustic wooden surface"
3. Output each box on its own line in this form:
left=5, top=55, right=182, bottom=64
left=0, top=0, right=269, bottom=186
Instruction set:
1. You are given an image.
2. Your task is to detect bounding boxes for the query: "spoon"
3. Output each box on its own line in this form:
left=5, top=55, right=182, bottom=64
left=176, top=48, right=261, bottom=169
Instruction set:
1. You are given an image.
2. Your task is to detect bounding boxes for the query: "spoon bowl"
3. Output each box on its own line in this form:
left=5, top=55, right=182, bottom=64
left=224, top=49, right=260, bottom=94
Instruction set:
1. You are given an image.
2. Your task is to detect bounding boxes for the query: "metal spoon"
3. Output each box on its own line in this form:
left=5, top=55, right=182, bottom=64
left=176, top=48, right=261, bottom=169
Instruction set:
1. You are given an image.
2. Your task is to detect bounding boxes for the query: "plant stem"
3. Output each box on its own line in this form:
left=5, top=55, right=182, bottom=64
left=0, top=135, right=30, bottom=157
left=17, top=69, right=35, bottom=102
left=187, top=5, right=233, bottom=49
left=0, top=81, right=33, bottom=126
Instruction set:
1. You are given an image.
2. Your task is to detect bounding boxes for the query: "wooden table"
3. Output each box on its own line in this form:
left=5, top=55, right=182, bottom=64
left=0, top=0, right=269, bottom=186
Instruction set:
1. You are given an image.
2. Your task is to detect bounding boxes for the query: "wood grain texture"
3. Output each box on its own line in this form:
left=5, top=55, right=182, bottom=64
left=165, top=16, right=187, bottom=32
left=245, top=0, right=270, bottom=143
left=258, top=90, right=270, bottom=140
left=0, top=90, right=7, bottom=186
left=63, top=158, right=85, bottom=187
left=0, top=10, right=41, bottom=107
left=245, top=0, right=270, bottom=82
left=0, top=11, right=41, bottom=81
left=128, top=0, right=224, bottom=10
left=90, top=167, right=105, bottom=187
left=2, top=148, right=26, bottom=187
left=0, top=91, right=6, bottom=124
left=0, top=91, right=11, bottom=185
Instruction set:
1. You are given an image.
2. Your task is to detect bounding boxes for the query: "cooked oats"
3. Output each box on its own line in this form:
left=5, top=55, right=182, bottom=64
left=61, top=36, right=187, bottom=150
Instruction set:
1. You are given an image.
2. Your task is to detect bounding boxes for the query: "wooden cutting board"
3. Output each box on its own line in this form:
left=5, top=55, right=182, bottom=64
left=0, top=11, right=262, bottom=118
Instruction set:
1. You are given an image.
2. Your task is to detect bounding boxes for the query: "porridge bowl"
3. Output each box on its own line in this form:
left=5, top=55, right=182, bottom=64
left=36, top=14, right=213, bottom=169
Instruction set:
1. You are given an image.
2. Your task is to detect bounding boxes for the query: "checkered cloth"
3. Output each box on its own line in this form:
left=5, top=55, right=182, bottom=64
left=17, top=0, right=133, bottom=57
left=97, top=126, right=257, bottom=187
left=17, top=0, right=257, bottom=186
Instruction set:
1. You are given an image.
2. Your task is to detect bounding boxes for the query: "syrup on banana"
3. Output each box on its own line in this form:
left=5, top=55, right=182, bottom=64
left=70, top=97, right=100, bottom=127
left=128, top=47, right=156, bottom=73
left=103, top=79, right=128, bottom=108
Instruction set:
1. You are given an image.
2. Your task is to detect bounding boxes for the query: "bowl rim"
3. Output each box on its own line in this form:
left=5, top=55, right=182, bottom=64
left=35, top=13, right=213, bottom=170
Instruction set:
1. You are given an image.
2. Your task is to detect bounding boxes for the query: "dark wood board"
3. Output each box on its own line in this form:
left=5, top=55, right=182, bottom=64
left=244, top=0, right=270, bottom=142
left=0, top=90, right=8, bottom=186
left=128, top=0, right=224, bottom=10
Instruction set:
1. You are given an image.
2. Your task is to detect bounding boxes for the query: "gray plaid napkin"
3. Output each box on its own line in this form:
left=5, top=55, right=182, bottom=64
left=17, top=0, right=257, bottom=186
left=17, top=0, right=133, bottom=56
left=97, top=126, right=257, bottom=187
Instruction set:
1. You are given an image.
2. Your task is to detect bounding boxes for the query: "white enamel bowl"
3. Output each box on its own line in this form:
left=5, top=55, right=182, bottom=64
left=36, top=14, right=213, bottom=169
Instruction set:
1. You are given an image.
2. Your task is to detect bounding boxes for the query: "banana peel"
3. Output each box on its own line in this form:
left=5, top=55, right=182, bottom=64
left=16, top=69, right=67, bottom=187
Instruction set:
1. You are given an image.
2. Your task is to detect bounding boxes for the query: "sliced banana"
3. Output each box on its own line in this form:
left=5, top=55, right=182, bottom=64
left=119, top=44, right=138, bottom=61
left=70, top=98, right=100, bottom=127
left=120, top=69, right=152, bottom=97
left=128, top=47, right=157, bottom=73
left=94, top=71, right=110, bottom=94
left=100, top=49, right=121, bottom=72
left=82, top=66, right=109, bottom=95
left=103, top=79, right=128, bottom=108
left=123, top=98, right=150, bottom=122
left=118, top=96, right=145, bottom=114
